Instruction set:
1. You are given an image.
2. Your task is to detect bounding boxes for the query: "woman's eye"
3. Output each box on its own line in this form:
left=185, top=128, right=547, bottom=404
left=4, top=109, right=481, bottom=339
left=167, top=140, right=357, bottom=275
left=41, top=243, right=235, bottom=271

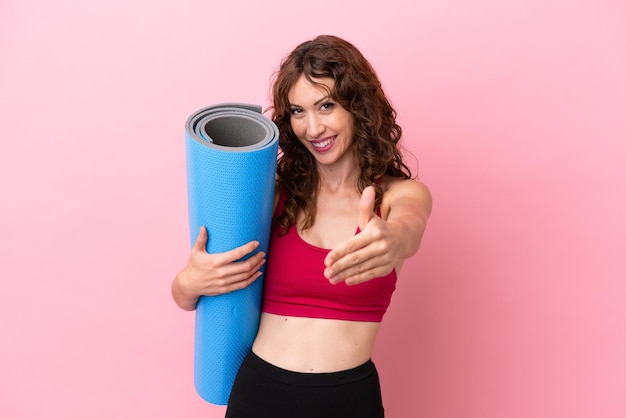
left=320, top=102, right=335, bottom=111
left=290, top=107, right=303, bottom=115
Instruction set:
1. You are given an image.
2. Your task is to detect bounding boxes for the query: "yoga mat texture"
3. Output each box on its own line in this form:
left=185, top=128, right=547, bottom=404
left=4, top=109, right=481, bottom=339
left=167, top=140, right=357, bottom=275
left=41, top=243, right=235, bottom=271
left=185, top=103, right=278, bottom=405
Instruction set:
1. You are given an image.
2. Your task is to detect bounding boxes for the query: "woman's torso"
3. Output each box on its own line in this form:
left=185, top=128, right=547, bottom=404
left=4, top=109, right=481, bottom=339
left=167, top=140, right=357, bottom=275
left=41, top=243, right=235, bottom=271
left=253, top=177, right=404, bottom=373
left=252, top=314, right=380, bottom=372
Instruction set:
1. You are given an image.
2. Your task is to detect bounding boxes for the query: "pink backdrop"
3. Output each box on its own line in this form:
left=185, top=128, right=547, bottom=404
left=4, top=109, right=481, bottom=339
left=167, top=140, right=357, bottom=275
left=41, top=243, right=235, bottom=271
left=1, top=0, right=624, bottom=417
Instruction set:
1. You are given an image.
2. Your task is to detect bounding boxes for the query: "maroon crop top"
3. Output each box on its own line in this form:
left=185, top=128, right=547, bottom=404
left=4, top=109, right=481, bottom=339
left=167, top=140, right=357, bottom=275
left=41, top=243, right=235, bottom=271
left=262, top=193, right=397, bottom=322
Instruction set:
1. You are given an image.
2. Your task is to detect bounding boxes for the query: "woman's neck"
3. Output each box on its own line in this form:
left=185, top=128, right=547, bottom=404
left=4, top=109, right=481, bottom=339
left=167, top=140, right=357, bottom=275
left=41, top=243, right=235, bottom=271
left=316, top=153, right=359, bottom=194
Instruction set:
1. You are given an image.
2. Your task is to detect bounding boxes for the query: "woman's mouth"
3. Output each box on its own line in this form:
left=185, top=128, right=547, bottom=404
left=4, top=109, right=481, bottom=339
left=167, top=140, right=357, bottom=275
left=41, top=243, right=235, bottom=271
left=311, top=136, right=336, bottom=151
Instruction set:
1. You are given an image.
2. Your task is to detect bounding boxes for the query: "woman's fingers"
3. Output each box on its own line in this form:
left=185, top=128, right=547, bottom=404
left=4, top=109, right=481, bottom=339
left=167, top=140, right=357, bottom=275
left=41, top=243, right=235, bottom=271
left=184, top=233, right=266, bottom=296
left=209, top=240, right=261, bottom=266
left=194, top=227, right=260, bottom=262
left=212, top=251, right=266, bottom=282
left=325, top=246, right=392, bottom=285
left=324, top=231, right=369, bottom=270
left=325, top=223, right=390, bottom=276
left=211, top=268, right=265, bottom=295
left=192, top=226, right=209, bottom=253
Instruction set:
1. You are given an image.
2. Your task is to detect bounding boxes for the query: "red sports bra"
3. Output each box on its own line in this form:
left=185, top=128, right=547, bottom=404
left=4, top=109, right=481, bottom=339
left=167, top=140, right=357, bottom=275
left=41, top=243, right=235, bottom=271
left=262, top=193, right=397, bottom=322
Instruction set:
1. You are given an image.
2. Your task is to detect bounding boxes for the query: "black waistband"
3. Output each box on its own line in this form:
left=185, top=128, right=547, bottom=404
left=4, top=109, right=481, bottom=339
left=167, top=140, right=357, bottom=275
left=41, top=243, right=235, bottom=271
left=243, top=351, right=377, bottom=387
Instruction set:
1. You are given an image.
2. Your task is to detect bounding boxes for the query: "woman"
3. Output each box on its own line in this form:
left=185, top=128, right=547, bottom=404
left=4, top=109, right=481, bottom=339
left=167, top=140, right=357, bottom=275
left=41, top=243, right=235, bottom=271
left=172, top=35, right=432, bottom=417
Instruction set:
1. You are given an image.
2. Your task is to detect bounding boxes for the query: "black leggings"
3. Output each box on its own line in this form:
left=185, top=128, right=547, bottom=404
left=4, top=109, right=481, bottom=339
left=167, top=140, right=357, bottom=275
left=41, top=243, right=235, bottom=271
left=225, top=351, right=385, bottom=418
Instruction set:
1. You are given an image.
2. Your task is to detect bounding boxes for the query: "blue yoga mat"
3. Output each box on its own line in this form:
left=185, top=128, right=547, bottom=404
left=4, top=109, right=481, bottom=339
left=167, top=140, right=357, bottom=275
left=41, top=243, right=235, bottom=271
left=185, top=103, right=278, bottom=405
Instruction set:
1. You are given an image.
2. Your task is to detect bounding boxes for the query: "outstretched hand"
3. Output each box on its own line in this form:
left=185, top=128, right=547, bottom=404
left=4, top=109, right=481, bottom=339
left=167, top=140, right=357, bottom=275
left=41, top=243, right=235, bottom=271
left=323, top=187, right=401, bottom=286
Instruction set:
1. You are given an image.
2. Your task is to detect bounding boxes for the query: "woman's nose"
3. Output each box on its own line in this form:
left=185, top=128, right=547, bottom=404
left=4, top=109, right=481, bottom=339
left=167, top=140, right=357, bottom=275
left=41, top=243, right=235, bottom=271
left=307, top=114, right=325, bottom=138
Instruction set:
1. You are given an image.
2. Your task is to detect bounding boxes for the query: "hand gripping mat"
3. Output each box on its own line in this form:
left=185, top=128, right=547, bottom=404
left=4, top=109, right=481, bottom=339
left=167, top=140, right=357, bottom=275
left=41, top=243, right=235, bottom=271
left=185, top=103, right=278, bottom=405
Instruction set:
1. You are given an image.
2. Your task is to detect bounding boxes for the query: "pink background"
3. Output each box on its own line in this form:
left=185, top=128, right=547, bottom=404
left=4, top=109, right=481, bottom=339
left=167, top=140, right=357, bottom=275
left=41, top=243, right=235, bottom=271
left=1, top=0, right=625, bottom=417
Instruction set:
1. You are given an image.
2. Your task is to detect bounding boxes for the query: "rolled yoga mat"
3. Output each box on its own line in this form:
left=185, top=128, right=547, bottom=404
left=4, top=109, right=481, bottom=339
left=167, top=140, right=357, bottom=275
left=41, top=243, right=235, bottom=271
left=185, top=103, right=279, bottom=405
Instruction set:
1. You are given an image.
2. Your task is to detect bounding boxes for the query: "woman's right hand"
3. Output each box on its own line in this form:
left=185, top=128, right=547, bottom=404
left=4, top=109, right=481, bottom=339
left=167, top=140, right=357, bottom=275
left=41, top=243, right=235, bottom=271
left=171, top=226, right=266, bottom=311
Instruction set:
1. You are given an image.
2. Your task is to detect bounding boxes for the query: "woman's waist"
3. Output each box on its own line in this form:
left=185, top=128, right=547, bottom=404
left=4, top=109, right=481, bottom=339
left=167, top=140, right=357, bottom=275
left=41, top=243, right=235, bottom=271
left=241, top=350, right=378, bottom=387
left=251, top=312, right=380, bottom=373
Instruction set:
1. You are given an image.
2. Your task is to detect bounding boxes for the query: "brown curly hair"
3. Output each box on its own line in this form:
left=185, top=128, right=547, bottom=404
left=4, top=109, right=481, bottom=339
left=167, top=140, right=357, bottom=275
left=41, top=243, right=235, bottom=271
left=268, top=35, right=414, bottom=234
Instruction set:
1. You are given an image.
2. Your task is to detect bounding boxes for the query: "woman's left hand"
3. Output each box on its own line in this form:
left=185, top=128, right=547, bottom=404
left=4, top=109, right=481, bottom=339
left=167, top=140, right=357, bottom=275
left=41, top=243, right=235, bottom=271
left=323, top=187, right=403, bottom=285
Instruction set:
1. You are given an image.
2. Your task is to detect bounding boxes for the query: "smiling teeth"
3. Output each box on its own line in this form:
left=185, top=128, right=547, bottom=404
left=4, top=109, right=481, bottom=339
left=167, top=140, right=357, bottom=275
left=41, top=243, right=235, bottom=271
left=312, top=137, right=334, bottom=148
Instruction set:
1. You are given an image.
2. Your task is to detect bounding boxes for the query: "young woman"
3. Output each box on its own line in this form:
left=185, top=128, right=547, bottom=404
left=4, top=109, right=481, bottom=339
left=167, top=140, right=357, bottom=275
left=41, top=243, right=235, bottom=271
left=172, top=35, right=432, bottom=417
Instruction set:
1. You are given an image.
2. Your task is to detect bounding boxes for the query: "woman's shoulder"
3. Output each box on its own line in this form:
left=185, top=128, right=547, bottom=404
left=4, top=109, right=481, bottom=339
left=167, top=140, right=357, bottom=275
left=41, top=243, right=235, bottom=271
left=381, top=176, right=430, bottom=197
left=380, top=176, right=432, bottom=219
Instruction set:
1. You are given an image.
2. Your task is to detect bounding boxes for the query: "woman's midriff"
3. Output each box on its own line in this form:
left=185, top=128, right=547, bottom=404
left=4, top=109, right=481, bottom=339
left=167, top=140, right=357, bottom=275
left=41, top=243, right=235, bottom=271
left=251, top=312, right=381, bottom=373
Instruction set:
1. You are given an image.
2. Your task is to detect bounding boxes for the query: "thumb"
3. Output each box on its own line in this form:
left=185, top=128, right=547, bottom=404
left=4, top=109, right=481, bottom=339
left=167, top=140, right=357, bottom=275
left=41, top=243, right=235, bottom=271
left=358, top=186, right=376, bottom=231
left=192, top=226, right=209, bottom=253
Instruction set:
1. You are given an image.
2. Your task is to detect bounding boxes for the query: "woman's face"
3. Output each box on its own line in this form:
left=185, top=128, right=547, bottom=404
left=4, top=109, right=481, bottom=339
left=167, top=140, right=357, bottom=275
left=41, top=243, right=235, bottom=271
left=287, top=75, right=354, bottom=168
